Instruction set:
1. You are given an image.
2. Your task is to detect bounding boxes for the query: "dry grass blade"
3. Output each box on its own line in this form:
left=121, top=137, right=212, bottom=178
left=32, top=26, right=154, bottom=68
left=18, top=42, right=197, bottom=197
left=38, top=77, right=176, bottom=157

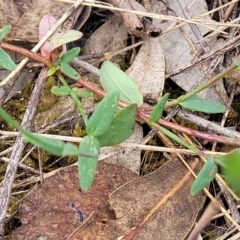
left=60, top=0, right=240, bottom=30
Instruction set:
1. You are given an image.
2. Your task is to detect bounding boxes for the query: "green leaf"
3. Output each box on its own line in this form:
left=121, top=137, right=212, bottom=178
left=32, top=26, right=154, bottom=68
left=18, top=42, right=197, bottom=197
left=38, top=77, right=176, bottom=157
left=51, top=29, right=82, bottom=49
left=0, top=106, right=20, bottom=129
left=60, top=62, right=80, bottom=80
left=217, top=149, right=240, bottom=196
left=0, top=48, right=16, bottom=71
left=0, top=25, right=11, bottom=41
left=86, top=90, right=119, bottom=137
left=179, top=96, right=225, bottom=113
left=47, top=66, right=58, bottom=76
left=51, top=86, right=71, bottom=96
left=149, top=93, right=169, bottom=122
left=23, top=131, right=79, bottom=156
left=97, top=104, right=137, bottom=147
left=100, top=60, right=143, bottom=106
left=71, top=88, right=95, bottom=98
left=58, top=47, right=80, bottom=64
left=0, top=106, right=81, bottom=156
left=191, top=157, right=218, bottom=195
left=51, top=86, right=94, bottom=98
left=235, top=59, right=240, bottom=67
left=78, top=135, right=100, bottom=190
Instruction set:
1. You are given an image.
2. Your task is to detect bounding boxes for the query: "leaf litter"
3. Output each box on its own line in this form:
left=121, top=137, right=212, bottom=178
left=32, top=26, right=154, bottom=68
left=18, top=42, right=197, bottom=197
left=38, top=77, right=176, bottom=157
left=1, top=0, right=240, bottom=239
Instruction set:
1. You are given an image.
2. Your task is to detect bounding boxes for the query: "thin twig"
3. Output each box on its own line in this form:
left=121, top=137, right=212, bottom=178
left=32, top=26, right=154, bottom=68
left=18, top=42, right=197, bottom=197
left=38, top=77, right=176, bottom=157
left=0, top=68, right=47, bottom=237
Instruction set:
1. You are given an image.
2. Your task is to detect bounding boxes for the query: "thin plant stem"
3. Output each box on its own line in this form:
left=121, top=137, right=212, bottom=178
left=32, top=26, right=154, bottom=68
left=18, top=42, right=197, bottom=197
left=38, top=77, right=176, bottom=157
left=57, top=72, right=88, bottom=125
left=166, top=63, right=238, bottom=107
left=149, top=121, right=201, bottom=154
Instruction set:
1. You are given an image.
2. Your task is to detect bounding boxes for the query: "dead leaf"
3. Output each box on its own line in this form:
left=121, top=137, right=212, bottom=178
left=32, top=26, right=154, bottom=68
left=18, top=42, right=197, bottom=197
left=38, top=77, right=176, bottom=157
left=126, top=37, right=165, bottom=103
left=0, top=0, right=19, bottom=27
left=83, top=15, right=128, bottom=66
left=9, top=162, right=138, bottom=240
left=106, top=0, right=161, bottom=38
left=0, top=0, right=88, bottom=43
left=69, top=158, right=205, bottom=239
left=151, top=0, right=228, bottom=104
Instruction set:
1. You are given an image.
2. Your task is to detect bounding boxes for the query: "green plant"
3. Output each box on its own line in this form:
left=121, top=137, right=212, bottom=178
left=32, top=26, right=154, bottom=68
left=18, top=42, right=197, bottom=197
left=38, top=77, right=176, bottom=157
left=1, top=22, right=240, bottom=196
left=0, top=26, right=16, bottom=70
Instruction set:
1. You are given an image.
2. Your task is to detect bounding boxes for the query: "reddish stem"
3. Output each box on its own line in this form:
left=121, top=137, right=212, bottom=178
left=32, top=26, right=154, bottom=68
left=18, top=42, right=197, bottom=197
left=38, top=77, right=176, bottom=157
left=76, top=76, right=240, bottom=147
left=0, top=42, right=50, bottom=66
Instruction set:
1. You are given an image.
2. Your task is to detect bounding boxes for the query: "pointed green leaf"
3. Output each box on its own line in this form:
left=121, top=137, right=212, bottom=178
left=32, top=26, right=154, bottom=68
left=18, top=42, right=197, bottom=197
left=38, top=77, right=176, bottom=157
left=72, top=88, right=95, bottom=98
left=23, top=131, right=79, bottom=156
left=0, top=25, right=11, bottom=41
left=0, top=48, right=16, bottom=71
left=47, top=66, right=57, bottom=76
left=100, top=60, right=143, bottom=106
left=191, top=157, right=218, bottom=195
left=78, top=135, right=100, bottom=190
left=0, top=106, right=80, bottom=157
left=97, top=104, right=137, bottom=147
left=149, top=93, right=169, bottom=122
left=51, top=86, right=71, bottom=96
left=217, top=149, right=240, bottom=196
left=0, top=106, right=20, bottom=129
left=58, top=47, right=80, bottom=64
left=179, top=96, right=225, bottom=113
left=60, top=62, right=80, bottom=80
left=86, top=90, right=119, bottom=137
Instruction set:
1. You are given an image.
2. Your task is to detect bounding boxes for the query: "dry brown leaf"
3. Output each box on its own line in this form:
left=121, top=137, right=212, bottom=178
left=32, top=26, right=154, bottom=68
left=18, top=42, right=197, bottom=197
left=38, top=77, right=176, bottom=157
left=0, top=0, right=20, bottom=27
left=126, top=37, right=165, bottom=102
left=106, top=0, right=161, bottom=38
left=9, top=162, right=138, bottom=239
left=0, top=0, right=88, bottom=43
left=83, top=15, right=128, bottom=66
left=151, top=0, right=228, bottom=104
left=69, top=158, right=205, bottom=239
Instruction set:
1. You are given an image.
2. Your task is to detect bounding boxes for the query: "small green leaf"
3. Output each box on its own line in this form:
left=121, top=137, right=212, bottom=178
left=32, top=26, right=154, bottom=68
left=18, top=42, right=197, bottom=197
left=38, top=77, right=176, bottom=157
left=23, top=130, right=79, bottom=156
left=47, top=66, right=58, bottom=76
left=217, top=149, right=240, bottom=196
left=60, top=62, right=80, bottom=80
left=51, top=86, right=71, bottom=96
left=235, top=59, right=240, bottom=67
left=0, top=25, right=11, bottom=41
left=78, top=135, right=100, bottom=190
left=179, top=96, right=225, bottom=113
left=86, top=90, right=119, bottom=137
left=51, top=29, right=82, bottom=49
left=0, top=106, right=80, bottom=157
left=97, top=104, right=137, bottom=147
left=100, top=60, right=143, bottom=106
left=58, top=47, right=80, bottom=64
left=149, top=93, right=169, bottom=122
left=0, top=48, right=16, bottom=71
left=191, top=157, right=218, bottom=195
left=0, top=106, right=20, bottom=129
left=72, top=88, right=95, bottom=98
